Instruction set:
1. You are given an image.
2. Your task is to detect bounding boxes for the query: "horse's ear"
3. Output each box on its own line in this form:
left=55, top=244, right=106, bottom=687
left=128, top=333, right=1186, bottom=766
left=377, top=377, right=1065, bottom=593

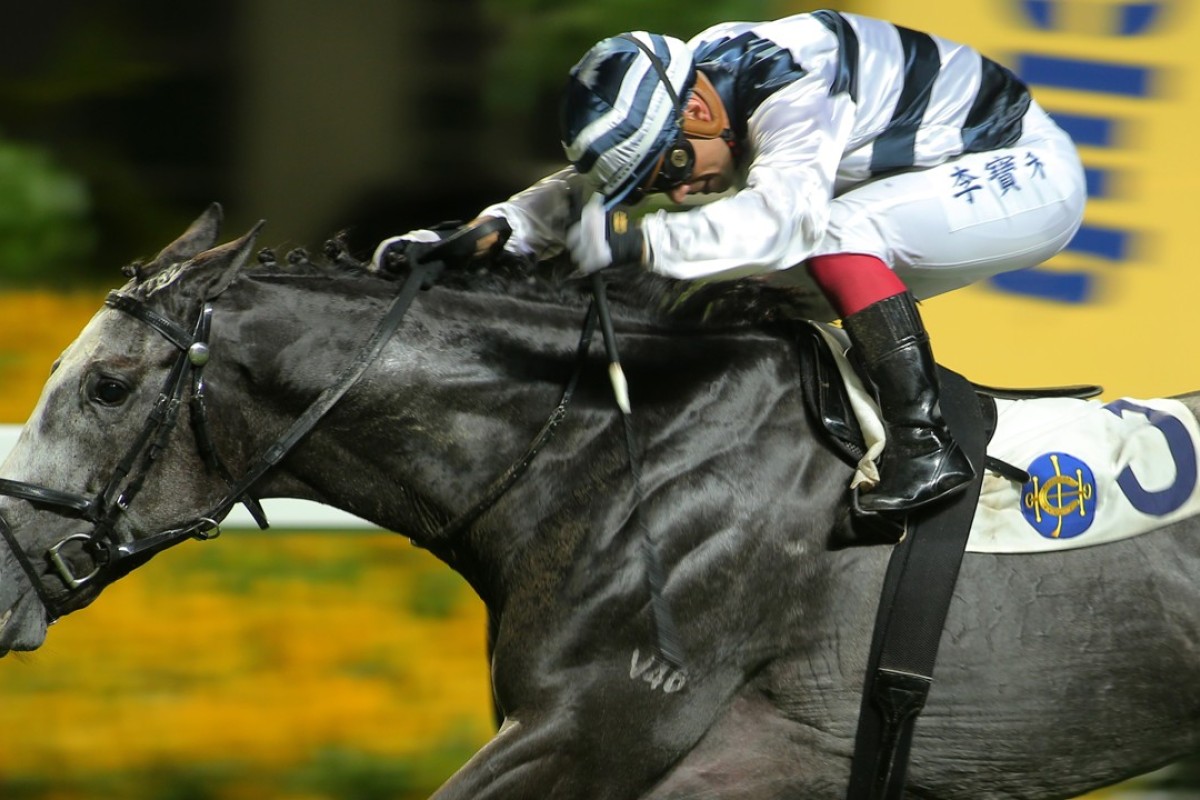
left=150, top=203, right=224, bottom=269
left=186, top=221, right=265, bottom=300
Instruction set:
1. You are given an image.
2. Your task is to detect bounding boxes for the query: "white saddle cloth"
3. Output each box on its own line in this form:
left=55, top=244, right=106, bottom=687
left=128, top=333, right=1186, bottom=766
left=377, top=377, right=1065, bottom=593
left=812, top=322, right=1200, bottom=554
left=969, top=395, right=1200, bottom=553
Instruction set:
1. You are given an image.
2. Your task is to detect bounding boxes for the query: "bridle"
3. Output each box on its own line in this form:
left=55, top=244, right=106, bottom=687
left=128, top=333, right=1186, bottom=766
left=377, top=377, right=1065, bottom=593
left=0, top=220, right=595, bottom=627
left=0, top=255, right=443, bottom=623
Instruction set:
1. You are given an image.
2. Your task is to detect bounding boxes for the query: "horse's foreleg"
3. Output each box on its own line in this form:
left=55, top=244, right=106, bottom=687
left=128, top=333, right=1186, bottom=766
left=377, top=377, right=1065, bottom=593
left=641, top=691, right=851, bottom=800
left=430, top=717, right=580, bottom=800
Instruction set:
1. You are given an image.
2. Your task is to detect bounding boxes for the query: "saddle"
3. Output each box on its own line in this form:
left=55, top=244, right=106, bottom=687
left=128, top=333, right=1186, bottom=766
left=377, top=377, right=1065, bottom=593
left=792, top=321, right=1102, bottom=542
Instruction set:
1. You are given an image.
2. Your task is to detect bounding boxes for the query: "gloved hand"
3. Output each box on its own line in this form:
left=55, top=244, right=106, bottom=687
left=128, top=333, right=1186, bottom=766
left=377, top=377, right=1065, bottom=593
left=370, top=221, right=462, bottom=274
left=565, top=194, right=644, bottom=276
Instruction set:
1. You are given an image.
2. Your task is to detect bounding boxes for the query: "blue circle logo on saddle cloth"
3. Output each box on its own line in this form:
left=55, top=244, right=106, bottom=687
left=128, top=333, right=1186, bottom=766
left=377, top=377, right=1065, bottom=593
left=967, top=396, right=1200, bottom=553
left=1020, top=452, right=1097, bottom=540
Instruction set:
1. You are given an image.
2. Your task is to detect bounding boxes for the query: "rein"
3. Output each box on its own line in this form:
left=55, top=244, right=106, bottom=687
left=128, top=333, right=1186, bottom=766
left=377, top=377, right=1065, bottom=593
left=433, top=301, right=598, bottom=541
left=0, top=214, right=675, bottom=672
left=0, top=255, right=598, bottom=626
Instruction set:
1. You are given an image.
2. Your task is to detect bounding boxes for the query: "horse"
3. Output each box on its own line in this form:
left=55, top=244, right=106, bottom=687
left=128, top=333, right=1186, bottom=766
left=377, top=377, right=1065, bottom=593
left=1, top=205, right=1198, bottom=800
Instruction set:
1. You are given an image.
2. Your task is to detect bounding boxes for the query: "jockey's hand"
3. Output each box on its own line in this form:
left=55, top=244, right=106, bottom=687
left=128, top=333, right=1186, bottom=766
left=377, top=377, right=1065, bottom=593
left=370, top=221, right=462, bottom=274
left=566, top=194, right=644, bottom=276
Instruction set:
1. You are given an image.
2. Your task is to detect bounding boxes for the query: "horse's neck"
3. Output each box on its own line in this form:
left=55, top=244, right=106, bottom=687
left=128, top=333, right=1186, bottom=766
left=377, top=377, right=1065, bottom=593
left=231, top=283, right=608, bottom=534
left=229, top=279, right=819, bottom=604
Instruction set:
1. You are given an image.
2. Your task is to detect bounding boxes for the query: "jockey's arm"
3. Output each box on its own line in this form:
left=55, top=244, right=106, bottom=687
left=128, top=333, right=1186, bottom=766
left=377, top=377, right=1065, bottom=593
left=474, top=168, right=592, bottom=263
left=642, top=77, right=854, bottom=281
left=470, top=72, right=854, bottom=281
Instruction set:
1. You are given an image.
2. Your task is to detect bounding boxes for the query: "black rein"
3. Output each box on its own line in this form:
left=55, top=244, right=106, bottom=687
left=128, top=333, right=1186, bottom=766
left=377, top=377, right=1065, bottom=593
left=0, top=249, right=595, bottom=627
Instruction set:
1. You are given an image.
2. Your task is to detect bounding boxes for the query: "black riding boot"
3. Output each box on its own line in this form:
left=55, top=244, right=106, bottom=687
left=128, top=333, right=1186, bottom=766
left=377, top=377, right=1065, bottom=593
left=843, top=292, right=975, bottom=514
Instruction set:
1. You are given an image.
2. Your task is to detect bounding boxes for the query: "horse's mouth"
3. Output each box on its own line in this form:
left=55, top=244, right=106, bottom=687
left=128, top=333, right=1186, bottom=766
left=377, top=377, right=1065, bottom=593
left=0, top=594, right=48, bottom=656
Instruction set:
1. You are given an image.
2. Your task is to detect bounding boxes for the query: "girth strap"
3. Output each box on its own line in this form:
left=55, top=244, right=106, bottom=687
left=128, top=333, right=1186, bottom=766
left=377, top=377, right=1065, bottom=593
left=973, top=381, right=1102, bottom=400
left=846, top=368, right=989, bottom=800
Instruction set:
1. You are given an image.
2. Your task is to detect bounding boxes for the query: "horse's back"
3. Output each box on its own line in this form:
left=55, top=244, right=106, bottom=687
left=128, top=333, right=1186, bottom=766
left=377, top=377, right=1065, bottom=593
left=897, top=508, right=1200, bottom=797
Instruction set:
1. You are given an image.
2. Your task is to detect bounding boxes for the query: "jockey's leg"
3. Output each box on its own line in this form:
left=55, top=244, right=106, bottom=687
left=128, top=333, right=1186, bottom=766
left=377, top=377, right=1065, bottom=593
left=809, top=253, right=974, bottom=513
left=799, top=102, right=1085, bottom=512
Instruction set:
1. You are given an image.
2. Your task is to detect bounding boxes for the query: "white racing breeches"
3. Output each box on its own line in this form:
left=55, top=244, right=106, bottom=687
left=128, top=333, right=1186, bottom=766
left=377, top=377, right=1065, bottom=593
left=766, top=101, right=1087, bottom=304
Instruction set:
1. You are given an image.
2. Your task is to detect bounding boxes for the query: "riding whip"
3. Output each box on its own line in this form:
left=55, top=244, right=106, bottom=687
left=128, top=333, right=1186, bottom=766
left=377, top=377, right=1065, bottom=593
left=590, top=273, right=632, bottom=414
left=587, top=272, right=686, bottom=671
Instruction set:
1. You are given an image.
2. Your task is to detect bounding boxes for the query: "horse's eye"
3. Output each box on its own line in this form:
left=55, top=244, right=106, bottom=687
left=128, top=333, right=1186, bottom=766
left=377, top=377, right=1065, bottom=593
left=91, top=378, right=131, bottom=407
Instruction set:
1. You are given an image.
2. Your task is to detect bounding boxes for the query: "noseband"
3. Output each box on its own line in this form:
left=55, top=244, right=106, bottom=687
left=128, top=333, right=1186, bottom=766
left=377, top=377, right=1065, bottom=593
left=0, top=261, right=439, bottom=623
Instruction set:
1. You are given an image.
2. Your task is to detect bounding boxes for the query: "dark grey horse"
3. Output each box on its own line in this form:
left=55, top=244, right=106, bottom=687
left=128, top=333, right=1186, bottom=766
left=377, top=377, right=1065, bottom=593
left=1, top=207, right=1197, bottom=799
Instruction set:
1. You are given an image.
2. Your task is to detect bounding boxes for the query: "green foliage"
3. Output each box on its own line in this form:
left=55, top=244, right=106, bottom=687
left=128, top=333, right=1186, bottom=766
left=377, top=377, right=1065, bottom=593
left=480, top=0, right=782, bottom=117
left=1142, top=758, right=1200, bottom=790
left=173, top=532, right=370, bottom=594
left=0, top=7, right=206, bottom=287
left=288, top=738, right=483, bottom=800
left=0, top=137, right=94, bottom=285
left=409, top=568, right=472, bottom=619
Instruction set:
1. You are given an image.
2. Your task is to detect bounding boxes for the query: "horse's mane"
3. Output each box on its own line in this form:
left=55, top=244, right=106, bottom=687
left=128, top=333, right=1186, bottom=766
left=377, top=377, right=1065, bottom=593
left=410, top=248, right=819, bottom=330
left=138, top=234, right=828, bottom=334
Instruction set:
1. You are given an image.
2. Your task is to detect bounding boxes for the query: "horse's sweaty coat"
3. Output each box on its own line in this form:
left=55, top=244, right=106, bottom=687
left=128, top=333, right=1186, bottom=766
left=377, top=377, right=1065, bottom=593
left=4, top=207, right=1200, bottom=800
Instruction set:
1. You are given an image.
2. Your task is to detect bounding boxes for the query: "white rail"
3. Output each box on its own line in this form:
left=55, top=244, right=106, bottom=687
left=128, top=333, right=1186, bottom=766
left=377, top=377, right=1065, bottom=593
left=0, top=424, right=379, bottom=530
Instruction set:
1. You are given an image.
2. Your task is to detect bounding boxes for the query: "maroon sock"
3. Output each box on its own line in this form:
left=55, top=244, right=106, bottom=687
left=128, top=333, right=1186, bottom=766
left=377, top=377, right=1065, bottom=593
left=807, top=253, right=907, bottom=318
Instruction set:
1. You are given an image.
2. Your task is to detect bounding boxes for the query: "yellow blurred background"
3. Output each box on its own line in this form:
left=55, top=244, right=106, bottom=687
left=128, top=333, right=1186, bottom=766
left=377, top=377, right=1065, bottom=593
left=2, top=0, right=1196, bottom=798
left=853, top=0, right=1197, bottom=400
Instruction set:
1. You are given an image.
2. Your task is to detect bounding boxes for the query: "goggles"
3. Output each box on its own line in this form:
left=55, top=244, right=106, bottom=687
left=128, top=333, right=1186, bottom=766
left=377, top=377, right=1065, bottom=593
left=627, top=139, right=696, bottom=205
left=622, top=71, right=730, bottom=205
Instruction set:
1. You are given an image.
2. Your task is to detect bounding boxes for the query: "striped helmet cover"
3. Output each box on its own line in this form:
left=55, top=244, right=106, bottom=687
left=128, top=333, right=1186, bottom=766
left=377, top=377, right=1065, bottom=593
left=560, top=32, right=697, bottom=207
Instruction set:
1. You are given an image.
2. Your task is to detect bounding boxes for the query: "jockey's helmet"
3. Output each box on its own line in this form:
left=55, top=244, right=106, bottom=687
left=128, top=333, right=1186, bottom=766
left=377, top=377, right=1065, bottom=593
left=560, top=32, right=697, bottom=208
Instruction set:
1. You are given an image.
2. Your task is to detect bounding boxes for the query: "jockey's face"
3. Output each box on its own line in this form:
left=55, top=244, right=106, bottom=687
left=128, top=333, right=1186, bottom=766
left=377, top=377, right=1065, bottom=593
left=665, top=136, right=735, bottom=204
left=660, top=88, right=736, bottom=204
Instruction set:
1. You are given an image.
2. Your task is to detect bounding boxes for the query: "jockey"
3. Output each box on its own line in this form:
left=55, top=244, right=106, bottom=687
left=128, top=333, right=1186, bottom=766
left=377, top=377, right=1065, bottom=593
left=375, top=11, right=1086, bottom=515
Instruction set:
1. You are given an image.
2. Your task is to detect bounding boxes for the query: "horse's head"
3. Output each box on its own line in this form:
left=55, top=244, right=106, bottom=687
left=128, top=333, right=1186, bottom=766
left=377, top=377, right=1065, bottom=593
left=0, top=205, right=261, bottom=653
